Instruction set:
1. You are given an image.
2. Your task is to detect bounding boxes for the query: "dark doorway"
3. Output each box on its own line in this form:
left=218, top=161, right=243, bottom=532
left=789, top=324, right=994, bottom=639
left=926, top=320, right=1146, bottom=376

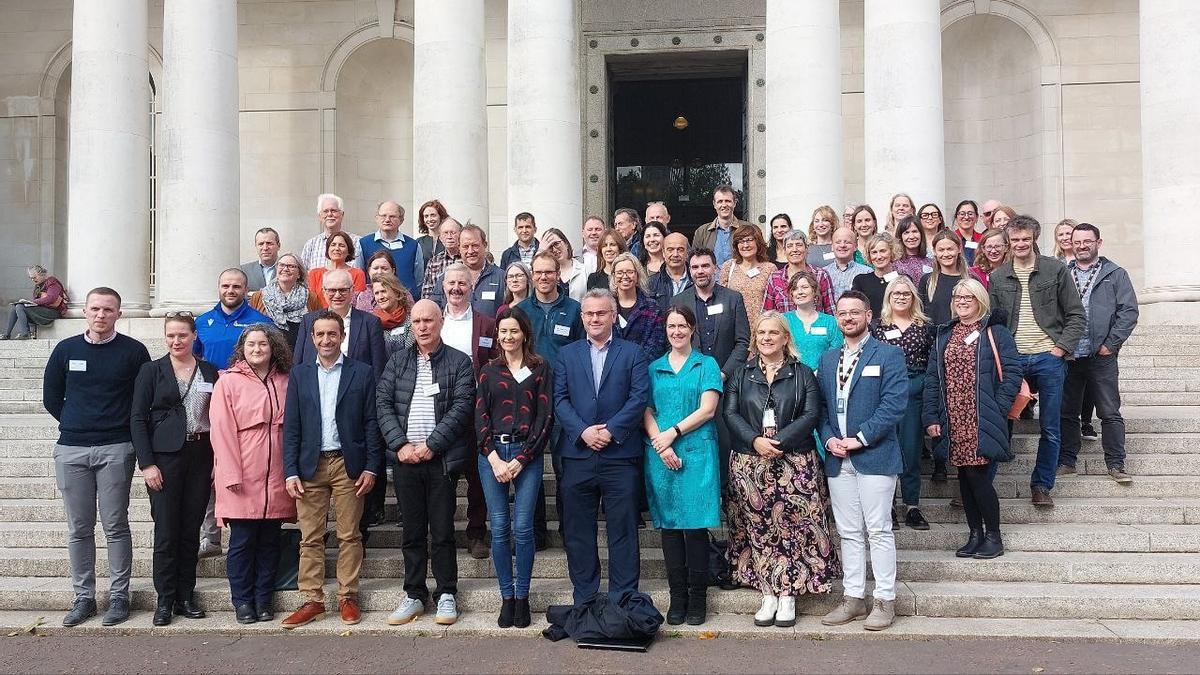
left=610, top=56, right=746, bottom=241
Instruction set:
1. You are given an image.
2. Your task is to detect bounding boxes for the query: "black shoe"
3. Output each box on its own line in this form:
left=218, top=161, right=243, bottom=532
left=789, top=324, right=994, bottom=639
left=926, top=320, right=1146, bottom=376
left=956, top=529, right=983, bottom=558
left=173, top=598, right=206, bottom=619
left=101, top=597, right=129, bottom=626
left=62, top=597, right=97, bottom=627
left=534, top=531, right=549, bottom=552
left=498, top=597, right=515, bottom=628
left=235, top=603, right=258, bottom=624
left=513, top=597, right=531, bottom=628
left=665, top=569, right=688, bottom=625
left=905, top=507, right=930, bottom=531
left=685, top=571, right=708, bottom=626
left=153, top=598, right=173, bottom=626
left=1081, top=424, right=1099, bottom=440
left=973, top=531, right=1005, bottom=559
left=891, top=507, right=899, bottom=530
left=932, top=460, right=948, bottom=482
left=257, top=608, right=275, bottom=622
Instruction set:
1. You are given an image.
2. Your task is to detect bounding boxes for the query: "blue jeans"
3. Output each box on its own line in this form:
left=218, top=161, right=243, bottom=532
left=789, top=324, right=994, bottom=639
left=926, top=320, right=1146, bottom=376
left=1020, top=351, right=1067, bottom=491
left=477, top=442, right=544, bottom=599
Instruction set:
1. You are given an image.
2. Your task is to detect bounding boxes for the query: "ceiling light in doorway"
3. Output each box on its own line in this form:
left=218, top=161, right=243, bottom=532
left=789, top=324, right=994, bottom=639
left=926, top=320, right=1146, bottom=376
left=673, top=115, right=689, bottom=130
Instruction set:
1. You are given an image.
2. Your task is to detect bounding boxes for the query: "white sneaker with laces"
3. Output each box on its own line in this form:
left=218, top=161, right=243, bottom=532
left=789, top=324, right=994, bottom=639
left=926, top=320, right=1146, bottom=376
left=387, top=597, right=424, bottom=625
left=434, top=593, right=459, bottom=625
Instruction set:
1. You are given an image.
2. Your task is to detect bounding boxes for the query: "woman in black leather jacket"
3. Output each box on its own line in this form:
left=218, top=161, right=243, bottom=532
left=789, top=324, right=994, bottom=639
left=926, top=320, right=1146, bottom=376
left=723, top=311, right=840, bottom=629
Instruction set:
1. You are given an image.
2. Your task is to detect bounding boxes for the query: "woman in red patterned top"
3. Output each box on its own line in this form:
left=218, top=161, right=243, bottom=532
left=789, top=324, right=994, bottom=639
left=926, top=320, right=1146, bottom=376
left=474, top=306, right=553, bottom=629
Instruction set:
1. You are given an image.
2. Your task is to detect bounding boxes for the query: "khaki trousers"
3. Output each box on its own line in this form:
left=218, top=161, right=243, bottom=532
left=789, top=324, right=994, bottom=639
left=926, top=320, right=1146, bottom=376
left=296, top=455, right=365, bottom=602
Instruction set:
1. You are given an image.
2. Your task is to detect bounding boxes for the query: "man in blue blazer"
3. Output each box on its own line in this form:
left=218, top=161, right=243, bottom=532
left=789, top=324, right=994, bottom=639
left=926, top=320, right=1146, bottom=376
left=280, top=310, right=383, bottom=629
left=816, top=290, right=907, bottom=632
left=554, top=288, right=651, bottom=605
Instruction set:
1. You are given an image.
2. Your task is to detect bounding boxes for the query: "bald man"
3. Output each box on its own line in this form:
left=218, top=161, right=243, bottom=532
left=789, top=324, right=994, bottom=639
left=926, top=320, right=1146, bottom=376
left=979, top=199, right=1002, bottom=232
left=358, top=200, right=426, bottom=294
left=648, top=232, right=693, bottom=310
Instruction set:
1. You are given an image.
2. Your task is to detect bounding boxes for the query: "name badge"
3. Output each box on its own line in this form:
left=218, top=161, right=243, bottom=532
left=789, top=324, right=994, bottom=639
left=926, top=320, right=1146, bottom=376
left=745, top=267, right=761, bottom=278
left=884, top=329, right=902, bottom=340
left=481, top=291, right=496, bottom=301
left=390, top=326, right=406, bottom=336
left=883, top=271, right=899, bottom=283
left=479, top=337, right=494, bottom=348
left=68, top=360, right=87, bottom=372
left=512, top=366, right=532, bottom=383
left=762, top=408, right=776, bottom=429
left=707, top=303, right=724, bottom=316
left=553, top=324, right=571, bottom=337
left=837, top=397, right=846, bottom=414
left=823, top=252, right=837, bottom=261
left=423, top=383, right=440, bottom=397
left=965, top=240, right=978, bottom=249
left=862, top=365, right=881, bottom=377
left=811, top=326, right=828, bottom=336
left=618, top=315, right=628, bottom=329
left=965, top=330, right=980, bottom=345
left=196, top=382, right=215, bottom=394
left=922, top=265, right=933, bottom=274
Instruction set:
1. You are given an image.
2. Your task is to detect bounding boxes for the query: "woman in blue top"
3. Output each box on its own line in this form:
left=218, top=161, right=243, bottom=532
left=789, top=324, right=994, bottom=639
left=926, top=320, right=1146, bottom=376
left=643, top=305, right=722, bottom=627
left=783, top=270, right=843, bottom=370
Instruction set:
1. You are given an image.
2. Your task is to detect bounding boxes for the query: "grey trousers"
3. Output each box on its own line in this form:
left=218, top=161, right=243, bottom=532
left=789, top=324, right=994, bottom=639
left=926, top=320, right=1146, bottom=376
left=201, top=487, right=220, bottom=547
left=53, top=442, right=136, bottom=601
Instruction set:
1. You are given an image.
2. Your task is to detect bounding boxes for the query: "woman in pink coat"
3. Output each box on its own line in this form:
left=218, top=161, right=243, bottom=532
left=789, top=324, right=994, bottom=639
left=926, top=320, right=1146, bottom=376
left=210, top=324, right=296, bottom=624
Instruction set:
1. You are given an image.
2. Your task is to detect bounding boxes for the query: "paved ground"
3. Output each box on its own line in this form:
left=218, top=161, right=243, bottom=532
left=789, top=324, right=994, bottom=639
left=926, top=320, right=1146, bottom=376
left=4, top=635, right=1200, bottom=674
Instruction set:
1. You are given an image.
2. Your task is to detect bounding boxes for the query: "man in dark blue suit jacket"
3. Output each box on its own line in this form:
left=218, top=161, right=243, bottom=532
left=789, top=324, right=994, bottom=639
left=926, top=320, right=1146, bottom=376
left=554, top=288, right=651, bottom=605
left=280, top=310, right=383, bottom=629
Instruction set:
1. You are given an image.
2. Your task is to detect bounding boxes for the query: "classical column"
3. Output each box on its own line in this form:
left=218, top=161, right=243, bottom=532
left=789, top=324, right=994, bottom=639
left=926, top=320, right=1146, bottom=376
left=863, top=0, right=944, bottom=217
left=507, top=0, right=581, bottom=247
left=154, top=0, right=240, bottom=313
left=765, top=0, right=842, bottom=216
left=66, top=0, right=151, bottom=313
left=1141, top=0, right=1200, bottom=320
left=413, top=0, right=489, bottom=233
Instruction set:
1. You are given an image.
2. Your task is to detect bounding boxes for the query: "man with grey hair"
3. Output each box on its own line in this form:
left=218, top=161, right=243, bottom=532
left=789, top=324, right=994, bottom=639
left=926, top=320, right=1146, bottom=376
left=358, top=201, right=425, bottom=295
left=419, top=217, right=464, bottom=300
left=645, top=201, right=671, bottom=229
left=300, top=194, right=360, bottom=273
left=428, top=224, right=503, bottom=317
left=613, top=207, right=643, bottom=257
left=240, top=227, right=281, bottom=292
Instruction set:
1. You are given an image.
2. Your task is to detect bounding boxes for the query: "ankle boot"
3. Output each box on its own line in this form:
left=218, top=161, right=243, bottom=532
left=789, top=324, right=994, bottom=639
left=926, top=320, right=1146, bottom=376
left=498, top=597, right=515, bottom=628
left=152, top=597, right=172, bottom=626
left=973, top=530, right=1005, bottom=559
left=685, top=570, right=708, bottom=626
left=513, top=597, right=531, bottom=628
left=665, top=568, right=688, bottom=625
left=956, top=529, right=983, bottom=558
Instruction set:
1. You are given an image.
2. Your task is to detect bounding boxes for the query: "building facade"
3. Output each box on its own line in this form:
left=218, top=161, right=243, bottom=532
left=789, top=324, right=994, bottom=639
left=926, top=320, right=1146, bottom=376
left=0, top=0, right=1195, bottom=321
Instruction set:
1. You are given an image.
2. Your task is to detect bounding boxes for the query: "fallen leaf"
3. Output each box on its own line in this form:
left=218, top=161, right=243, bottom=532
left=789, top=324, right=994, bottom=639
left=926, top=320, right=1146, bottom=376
left=6, top=617, right=45, bottom=637
left=697, top=631, right=718, bottom=640
left=339, top=630, right=352, bottom=637
left=1033, top=668, right=1045, bottom=673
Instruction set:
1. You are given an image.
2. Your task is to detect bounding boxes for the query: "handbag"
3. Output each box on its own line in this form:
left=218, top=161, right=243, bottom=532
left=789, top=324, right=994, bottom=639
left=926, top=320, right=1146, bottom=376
left=274, top=527, right=302, bottom=591
left=987, top=327, right=1034, bottom=420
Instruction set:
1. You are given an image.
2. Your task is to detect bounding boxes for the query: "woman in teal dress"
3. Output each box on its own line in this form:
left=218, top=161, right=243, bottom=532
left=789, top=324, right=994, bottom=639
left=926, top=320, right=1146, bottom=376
left=783, top=270, right=844, bottom=370
left=643, top=305, right=722, bottom=627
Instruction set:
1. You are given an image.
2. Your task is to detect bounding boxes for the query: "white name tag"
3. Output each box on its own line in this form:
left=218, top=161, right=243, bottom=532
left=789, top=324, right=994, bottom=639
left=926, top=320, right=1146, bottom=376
left=965, top=240, right=978, bottom=249
left=965, top=330, right=980, bottom=345
left=883, top=271, right=899, bottom=283
left=553, top=324, right=571, bottom=336
left=196, top=382, right=214, bottom=394
left=423, top=383, right=440, bottom=397
left=707, top=303, right=724, bottom=316
left=481, top=291, right=496, bottom=301
left=512, top=366, right=532, bottom=383
left=618, top=315, right=628, bottom=329
left=811, top=326, right=828, bottom=336
left=922, top=265, right=933, bottom=274
left=479, top=337, right=494, bottom=348
left=884, top=329, right=902, bottom=340
left=762, top=409, right=776, bottom=429
left=68, top=360, right=87, bottom=372
left=745, top=267, right=761, bottom=278
left=390, top=326, right=406, bottom=336
left=862, top=365, right=881, bottom=377
left=823, top=252, right=837, bottom=261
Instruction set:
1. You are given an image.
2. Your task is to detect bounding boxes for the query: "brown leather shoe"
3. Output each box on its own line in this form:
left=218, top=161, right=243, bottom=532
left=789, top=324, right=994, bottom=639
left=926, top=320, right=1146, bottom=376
left=1031, top=486, right=1054, bottom=508
left=467, top=537, right=489, bottom=560
left=281, top=601, right=325, bottom=629
left=339, top=597, right=362, bottom=625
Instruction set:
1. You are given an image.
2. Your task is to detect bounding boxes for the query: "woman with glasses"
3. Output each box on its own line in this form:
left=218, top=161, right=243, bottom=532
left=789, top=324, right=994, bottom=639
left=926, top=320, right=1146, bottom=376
left=851, top=205, right=880, bottom=265
left=783, top=271, right=843, bottom=370
left=806, top=205, right=839, bottom=268
left=870, top=277, right=936, bottom=531
left=895, top=216, right=934, bottom=283
left=924, top=279, right=1024, bottom=560
left=720, top=224, right=778, bottom=328
left=763, top=231, right=836, bottom=315
left=611, top=253, right=667, bottom=363
left=308, top=231, right=367, bottom=307
left=541, top=227, right=587, bottom=301
left=497, top=261, right=532, bottom=315
left=130, top=312, right=220, bottom=625
left=765, top=214, right=795, bottom=266
left=916, top=203, right=945, bottom=255
left=586, top=229, right=629, bottom=291
left=250, top=253, right=322, bottom=349
left=970, top=229, right=1009, bottom=289
left=885, top=193, right=915, bottom=235
left=851, top=233, right=902, bottom=316
left=950, top=200, right=983, bottom=264
left=640, top=221, right=668, bottom=275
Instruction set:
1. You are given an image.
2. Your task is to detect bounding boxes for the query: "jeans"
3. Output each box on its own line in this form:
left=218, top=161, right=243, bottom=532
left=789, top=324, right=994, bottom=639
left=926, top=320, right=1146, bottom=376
left=477, top=442, right=544, bottom=599
left=1061, top=354, right=1126, bottom=470
left=53, top=442, right=136, bottom=601
left=898, top=372, right=925, bottom=507
left=827, top=458, right=898, bottom=601
left=1019, top=351, right=1067, bottom=491
left=226, top=518, right=283, bottom=609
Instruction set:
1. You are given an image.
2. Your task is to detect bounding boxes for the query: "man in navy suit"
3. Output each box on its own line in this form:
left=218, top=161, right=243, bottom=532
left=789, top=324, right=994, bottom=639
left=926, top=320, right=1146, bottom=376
left=816, top=290, right=907, bottom=632
left=280, top=310, right=382, bottom=629
left=554, top=288, right=651, bottom=605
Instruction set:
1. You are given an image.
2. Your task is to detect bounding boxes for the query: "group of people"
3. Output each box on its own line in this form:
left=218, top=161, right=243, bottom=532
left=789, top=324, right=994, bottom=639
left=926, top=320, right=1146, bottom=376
left=37, top=186, right=1139, bottom=634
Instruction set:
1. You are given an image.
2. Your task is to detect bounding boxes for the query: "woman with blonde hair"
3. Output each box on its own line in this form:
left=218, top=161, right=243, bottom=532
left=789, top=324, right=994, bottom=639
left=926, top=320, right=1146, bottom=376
left=806, top=205, right=839, bottom=267
left=783, top=271, right=843, bottom=370
left=870, top=277, right=936, bottom=530
left=992, top=206, right=1018, bottom=232
left=371, top=273, right=414, bottom=355
left=1052, top=218, right=1078, bottom=260
left=851, top=233, right=903, bottom=315
left=610, top=253, right=666, bottom=363
left=249, top=252, right=322, bottom=348
left=886, top=193, right=916, bottom=234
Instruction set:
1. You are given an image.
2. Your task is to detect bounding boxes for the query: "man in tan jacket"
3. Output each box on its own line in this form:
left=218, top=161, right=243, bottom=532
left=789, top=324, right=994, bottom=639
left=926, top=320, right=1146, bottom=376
left=690, top=184, right=751, bottom=267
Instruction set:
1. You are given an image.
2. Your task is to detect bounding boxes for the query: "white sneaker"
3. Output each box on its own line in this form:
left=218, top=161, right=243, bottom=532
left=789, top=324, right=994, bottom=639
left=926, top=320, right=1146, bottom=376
left=197, top=540, right=222, bottom=559
left=386, top=597, right=424, bottom=625
left=754, top=593, right=778, bottom=627
left=434, top=593, right=459, bottom=625
left=775, top=596, right=796, bottom=627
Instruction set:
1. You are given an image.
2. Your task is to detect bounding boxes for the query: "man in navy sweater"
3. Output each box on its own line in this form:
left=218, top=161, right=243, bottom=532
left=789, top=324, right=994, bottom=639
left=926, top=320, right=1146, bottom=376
left=43, top=287, right=151, bottom=627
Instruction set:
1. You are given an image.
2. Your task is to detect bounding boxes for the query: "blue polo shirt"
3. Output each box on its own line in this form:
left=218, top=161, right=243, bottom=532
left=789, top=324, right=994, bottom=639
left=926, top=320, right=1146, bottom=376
left=194, top=300, right=272, bottom=369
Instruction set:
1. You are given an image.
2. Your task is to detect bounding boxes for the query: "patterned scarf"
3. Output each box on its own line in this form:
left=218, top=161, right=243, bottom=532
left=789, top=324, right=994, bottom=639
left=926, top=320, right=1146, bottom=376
left=259, top=282, right=309, bottom=328
left=374, top=302, right=408, bottom=330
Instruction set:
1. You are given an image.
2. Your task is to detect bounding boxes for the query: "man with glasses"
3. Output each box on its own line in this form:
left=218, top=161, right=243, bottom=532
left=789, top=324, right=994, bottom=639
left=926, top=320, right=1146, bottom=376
left=419, top=217, right=464, bottom=301
left=979, top=199, right=1002, bottom=232
left=988, top=216, right=1086, bottom=508
left=301, top=193, right=360, bottom=272
left=1057, top=223, right=1138, bottom=484
left=240, top=227, right=281, bottom=292
left=358, top=201, right=425, bottom=296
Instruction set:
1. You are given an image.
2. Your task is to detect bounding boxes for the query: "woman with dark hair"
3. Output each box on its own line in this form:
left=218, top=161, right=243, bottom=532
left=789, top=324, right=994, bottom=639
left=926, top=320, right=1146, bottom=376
left=416, top=199, right=450, bottom=261
left=643, top=305, right=722, bottom=626
left=639, top=221, right=668, bottom=274
left=130, top=312, right=220, bottom=625
left=586, top=228, right=628, bottom=291
left=919, top=230, right=986, bottom=326
left=784, top=271, right=843, bottom=370
left=211, top=324, right=295, bottom=624
left=371, top=274, right=414, bottom=354
left=851, top=205, right=880, bottom=265
left=611, top=253, right=667, bottom=363
left=916, top=203, right=946, bottom=255
left=308, top=231, right=367, bottom=306
left=475, top=306, right=553, bottom=629
left=2, top=264, right=66, bottom=340
left=249, top=252, right=322, bottom=349
left=765, top=213, right=794, bottom=266
left=970, top=228, right=1009, bottom=288
left=720, top=224, right=778, bottom=327
left=951, top=200, right=983, bottom=263
left=498, top=261, right=531, bottom=315
left=541, top=227, right=587, bottom=301
left=894, top=216, right=933, bottom=283
left=354, top=249, right=400, bottom=311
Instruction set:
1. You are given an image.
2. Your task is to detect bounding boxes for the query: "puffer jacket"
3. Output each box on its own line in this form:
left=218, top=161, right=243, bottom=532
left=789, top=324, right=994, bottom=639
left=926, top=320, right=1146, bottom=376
left=376, top=342, right=475, bottom=474
left=724, top=357, right=822, bottom=455
left=210, top=360, right=296, bottom=524
left=922, top=313, right=1024, bottom=463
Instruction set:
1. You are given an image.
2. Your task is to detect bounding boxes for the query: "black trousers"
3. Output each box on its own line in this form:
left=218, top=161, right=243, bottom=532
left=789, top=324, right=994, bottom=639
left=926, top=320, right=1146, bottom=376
left=394, top=457, right=458, bottom=601
left=958, top=464, right=1000, bottom=534
left=1061, top=354, right=1126, bottom=470
left=226, top=518, right=282, bottom=608
left=533, top=423, right=563, bottom=540
left=147, top=438, right=213, bottom=601
left=661, top=528, right=709, bottom=576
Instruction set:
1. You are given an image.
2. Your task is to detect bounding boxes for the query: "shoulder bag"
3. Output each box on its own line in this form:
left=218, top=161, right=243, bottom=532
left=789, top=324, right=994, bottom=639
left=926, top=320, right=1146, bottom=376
left=987, top=327, right=1033, bottom=420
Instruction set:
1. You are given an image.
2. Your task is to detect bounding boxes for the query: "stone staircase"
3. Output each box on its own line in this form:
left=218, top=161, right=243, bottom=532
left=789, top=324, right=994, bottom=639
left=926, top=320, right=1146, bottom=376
left=0, top=323, right=1198, bottom=641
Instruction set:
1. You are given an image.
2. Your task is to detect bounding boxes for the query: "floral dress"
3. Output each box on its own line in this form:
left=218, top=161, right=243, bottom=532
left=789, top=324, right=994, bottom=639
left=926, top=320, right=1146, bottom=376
left=944, top=321, right=988, bottom=467
left=720, top=260, right=777, bottom=328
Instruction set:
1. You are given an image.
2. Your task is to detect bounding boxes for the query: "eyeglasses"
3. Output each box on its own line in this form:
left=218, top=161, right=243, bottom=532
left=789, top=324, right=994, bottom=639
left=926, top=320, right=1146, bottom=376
left=324, top=287, right=352, bottom=296
left=165, top=311, right=194, bottom=318
left=890, top=291, right=913, bottom=299
left=956, top=212, right=976, bottom=219
left=982, top=244, right=1007, bottom=252
left=919, top=213, right=940, bottom=220
left=377, top=214, right=401, bottom=220
left=532, top=270, right=558, bottom=277
left=836, top=310, right=868, bottom=318
left=952, top=294, right=977, bottom=302
left=613, top=269, right=637, bottom=278
left=277, top=263, right=299, bottom=270
left=982, top=210, right=995, bottom=218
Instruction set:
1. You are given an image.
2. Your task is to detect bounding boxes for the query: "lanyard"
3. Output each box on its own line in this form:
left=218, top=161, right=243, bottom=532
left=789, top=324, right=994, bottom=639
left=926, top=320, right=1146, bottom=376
left=1071, top=265, right=1099, bottom=298
left=837, top=348, right=861, bottom=390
